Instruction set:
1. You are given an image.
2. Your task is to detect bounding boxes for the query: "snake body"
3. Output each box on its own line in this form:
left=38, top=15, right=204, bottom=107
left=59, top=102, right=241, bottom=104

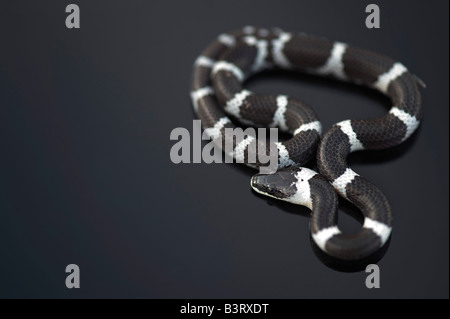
left=190, top=27, right=423, bottom=261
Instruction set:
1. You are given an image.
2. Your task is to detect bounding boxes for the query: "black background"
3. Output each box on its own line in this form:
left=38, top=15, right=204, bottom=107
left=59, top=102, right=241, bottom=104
left=0, top=1, right=448, bottom=298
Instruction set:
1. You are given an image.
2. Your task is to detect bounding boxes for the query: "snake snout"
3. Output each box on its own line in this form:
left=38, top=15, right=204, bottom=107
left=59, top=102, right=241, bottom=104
left=251, top=175, right=273, bottom=196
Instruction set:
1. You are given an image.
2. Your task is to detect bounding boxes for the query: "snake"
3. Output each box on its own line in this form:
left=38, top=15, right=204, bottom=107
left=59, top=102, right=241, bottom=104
left=190, top=26, right=423, bottom=261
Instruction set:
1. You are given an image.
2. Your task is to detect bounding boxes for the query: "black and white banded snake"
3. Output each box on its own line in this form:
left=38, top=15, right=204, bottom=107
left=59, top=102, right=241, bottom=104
left=190, top=26, right=423, bottom=261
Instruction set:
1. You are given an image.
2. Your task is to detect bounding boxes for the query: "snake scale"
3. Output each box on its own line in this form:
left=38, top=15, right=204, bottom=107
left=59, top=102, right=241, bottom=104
left=190, top=26, right=423, bottom=261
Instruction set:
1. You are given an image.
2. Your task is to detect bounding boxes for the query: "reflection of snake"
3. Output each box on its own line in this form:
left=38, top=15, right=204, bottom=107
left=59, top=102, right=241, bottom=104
left=190, top=26, right=423, bottom=261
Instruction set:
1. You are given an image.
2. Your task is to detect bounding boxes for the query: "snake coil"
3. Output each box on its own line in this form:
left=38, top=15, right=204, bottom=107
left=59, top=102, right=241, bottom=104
left=190, top=26, right=423, bottom=261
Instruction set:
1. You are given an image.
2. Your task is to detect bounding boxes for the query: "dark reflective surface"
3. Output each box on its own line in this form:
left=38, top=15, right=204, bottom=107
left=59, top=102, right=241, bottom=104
left=0, top=1, right=448, bottom=298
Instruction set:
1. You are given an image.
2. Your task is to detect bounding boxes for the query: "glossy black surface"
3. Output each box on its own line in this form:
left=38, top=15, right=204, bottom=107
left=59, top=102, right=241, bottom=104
left=0, top=1, right=448, bottom=298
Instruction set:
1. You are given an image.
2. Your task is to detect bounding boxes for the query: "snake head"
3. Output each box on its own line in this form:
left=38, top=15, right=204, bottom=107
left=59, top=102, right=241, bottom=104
left=251, top=167, right=318, bottom=208
left=251, top=168, right=300, bottom=200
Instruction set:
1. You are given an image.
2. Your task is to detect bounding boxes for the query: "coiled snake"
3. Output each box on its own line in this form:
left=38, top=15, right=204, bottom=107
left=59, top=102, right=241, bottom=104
left=190, top=26, right=423, bottom=261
